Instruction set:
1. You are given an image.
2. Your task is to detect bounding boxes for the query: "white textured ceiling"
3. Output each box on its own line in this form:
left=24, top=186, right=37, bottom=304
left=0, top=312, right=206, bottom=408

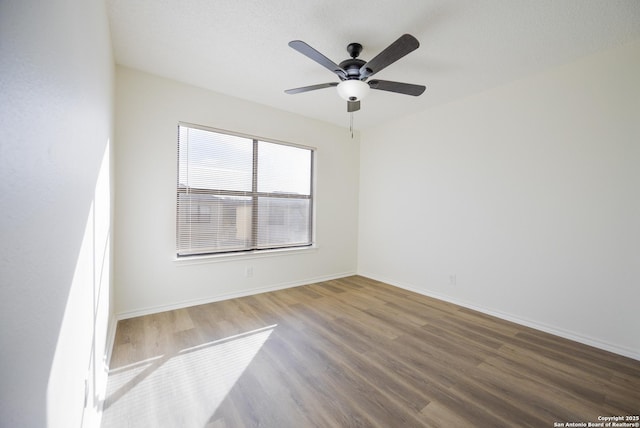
left=106, top=0, right=640, bottom=129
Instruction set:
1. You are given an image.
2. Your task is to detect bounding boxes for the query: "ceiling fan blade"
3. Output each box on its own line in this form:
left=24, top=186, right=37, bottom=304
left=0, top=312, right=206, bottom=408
left=359, top=34, right=420, bottom=79
left=285, top=82, right=338, bottom=94
left=289, top=40, right=347, bottom=79
left=347, top=100, right=360, bottom=112
left=368, top=79, right=426, bottom=96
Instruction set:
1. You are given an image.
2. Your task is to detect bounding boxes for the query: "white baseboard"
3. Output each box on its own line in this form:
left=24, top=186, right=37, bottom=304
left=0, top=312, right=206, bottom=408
left=115, top=271, right=357, bottom=320
left=359, top=271, right=639, bottom=362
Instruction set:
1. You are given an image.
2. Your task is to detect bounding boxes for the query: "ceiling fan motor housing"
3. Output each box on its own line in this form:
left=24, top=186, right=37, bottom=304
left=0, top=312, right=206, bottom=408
left=340, top=43, right=370, bottom=80
left=339, top=58, right=367, bottom=80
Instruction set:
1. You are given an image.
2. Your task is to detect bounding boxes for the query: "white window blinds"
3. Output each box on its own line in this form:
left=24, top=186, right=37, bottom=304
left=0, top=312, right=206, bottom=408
left=177, top=124, right=313, bottom=256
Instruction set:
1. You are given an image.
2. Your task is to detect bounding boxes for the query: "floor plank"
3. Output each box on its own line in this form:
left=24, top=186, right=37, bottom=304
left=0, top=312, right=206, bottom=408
left=102, top=276, right=640, bottom=427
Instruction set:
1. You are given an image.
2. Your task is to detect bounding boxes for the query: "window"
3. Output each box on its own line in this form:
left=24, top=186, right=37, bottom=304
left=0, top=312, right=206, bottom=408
left=177, top=123, right=314, bottom=257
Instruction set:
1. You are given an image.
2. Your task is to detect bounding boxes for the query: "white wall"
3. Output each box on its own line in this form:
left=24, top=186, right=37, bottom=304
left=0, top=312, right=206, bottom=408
left=0, top=0, right=114, bottom=427
left=114, top=67, right=359, bottom=317
left=358, top=40, right=640, bottom=359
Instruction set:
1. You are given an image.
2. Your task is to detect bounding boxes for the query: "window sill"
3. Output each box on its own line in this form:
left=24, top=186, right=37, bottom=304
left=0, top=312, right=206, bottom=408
left=173, top=245, right=318, bottom=266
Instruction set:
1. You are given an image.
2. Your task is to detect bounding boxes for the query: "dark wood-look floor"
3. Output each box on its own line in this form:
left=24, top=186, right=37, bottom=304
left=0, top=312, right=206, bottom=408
left=102, top=276, right=640, bottom=428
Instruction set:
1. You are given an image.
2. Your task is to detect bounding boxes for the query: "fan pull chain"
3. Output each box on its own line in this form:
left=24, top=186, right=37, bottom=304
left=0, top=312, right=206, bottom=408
left=349, top=112, right=354, bottom=139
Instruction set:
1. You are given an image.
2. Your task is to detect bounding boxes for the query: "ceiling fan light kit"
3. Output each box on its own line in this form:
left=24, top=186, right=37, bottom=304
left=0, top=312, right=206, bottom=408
left=337, top=79, right=370, bottom=101
left=285, top=34, right=426, bottom=116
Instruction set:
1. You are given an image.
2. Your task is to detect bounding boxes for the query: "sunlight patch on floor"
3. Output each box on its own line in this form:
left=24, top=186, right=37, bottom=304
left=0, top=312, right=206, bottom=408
left=101, top=325, right=276, bottom=427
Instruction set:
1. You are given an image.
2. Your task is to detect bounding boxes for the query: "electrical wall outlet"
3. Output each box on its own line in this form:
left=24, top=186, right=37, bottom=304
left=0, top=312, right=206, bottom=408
left=448, top=274, right=457, bottom=286
left=245, top=266, right=254, bottom=278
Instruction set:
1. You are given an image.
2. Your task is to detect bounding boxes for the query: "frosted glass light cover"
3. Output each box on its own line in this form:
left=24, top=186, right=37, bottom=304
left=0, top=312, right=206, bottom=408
left=337, top=80, right=370, bottom=101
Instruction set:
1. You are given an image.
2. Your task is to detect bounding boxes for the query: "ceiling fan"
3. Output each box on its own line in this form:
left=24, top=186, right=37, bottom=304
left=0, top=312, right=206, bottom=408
left=285, top=34, right=426, bottom=113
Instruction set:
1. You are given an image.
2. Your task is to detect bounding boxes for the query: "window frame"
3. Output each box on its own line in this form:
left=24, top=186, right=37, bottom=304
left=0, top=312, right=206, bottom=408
left=176, top=122, right=315, bottom=258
